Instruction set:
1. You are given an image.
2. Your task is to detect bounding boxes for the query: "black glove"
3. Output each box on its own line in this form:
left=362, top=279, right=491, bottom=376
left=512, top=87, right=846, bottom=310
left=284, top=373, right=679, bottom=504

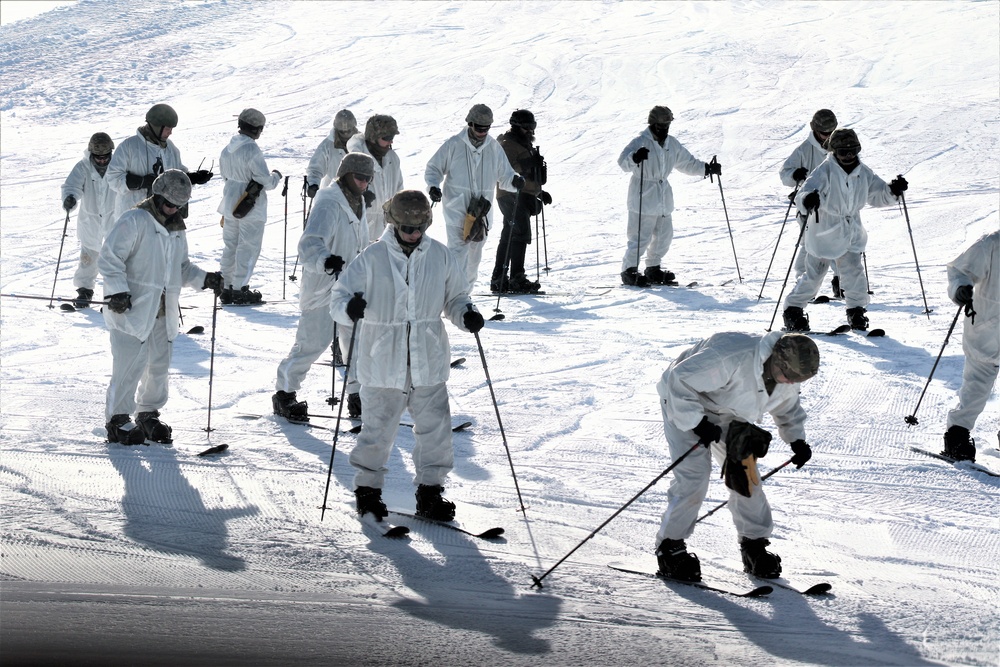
left=271, top=169, right=282, bottom=180
left=792, top=167, right=809, bottom=183
left=324, top=254, right=345, bottom=275
left=539, top=190, right=552, bottom=206
left=790, top=439, right=812, bottom=468
left=62, top=195, right=77, bottom=211
left=692, top=416, right=722, bottom=445
left=803, top=190, right=820, bottom=212
left=428, top=186, right=442, bottom=203
left=307, top=184, right=319, bottom=198
left=362, top=190, right=376, bottom=208
left=125, top=172, right=156, bottom=191
left=188, top=170, right=213, bottom=185
left=152, top=158, right=164, bottom=176
left=202, top=271, right=224, bottom=296
left=631, top=147, right=649, bottom=164
left=463, top=309, right=484, bottom=333
left=889, top=175, right=908, bottom=196
left=107, top=292, right=132, bottom=314
left=705, top=160, right=722, bottom=176
left=954, top=285, right=973, bottom=306
left=346, top=293, right=366, bottom=322
left=511, top=175, right=526, bottom=190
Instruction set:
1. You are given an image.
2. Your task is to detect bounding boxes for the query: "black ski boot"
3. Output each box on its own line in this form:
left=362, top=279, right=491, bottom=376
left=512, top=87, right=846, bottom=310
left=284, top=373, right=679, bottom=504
left=508, top=273, right=541, bottom=294
left=644, top=266, right=676, bottom=285
left=655, top=538, right=701, bottom=582
left=355, top=486, right=388, bottom=520
left=238, top=285, right=263, bottom=305
left=74, top=287, right=94, bottom=309
left=831, top=275, right=844, bottom=299
left=490, top=273, right=509, bottom=293
left=106, top=414, right=146, bottom=445
left=846, top=306, right=869, bottom=331
left=740, top=537, right=782, bottom=578
left=136, top=410, right=173, bottom=444
left=219, top=285, right=235, bottom=305
left=943, top=425, right=976, bottom=462
left=621, top=267, right=649, bottom=287
left=782, top=306, right=810, bottom=332
left=272, top=390, right=309, bottom=422
left=347, top=392, right=362, bottom=418
left=415, top=484, right=456, bottom=521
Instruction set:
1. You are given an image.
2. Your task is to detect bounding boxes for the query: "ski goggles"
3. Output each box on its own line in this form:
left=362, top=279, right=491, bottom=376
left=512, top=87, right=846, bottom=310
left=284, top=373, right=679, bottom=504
left=834, top=146, right=861, bottom=159
left=352, top=173, right=373, bottom=183
left=399, top=224, right=429, bottom=235
left=91, top=152, right=112, bottom=164
left=469, top=123, right=491, bottom=133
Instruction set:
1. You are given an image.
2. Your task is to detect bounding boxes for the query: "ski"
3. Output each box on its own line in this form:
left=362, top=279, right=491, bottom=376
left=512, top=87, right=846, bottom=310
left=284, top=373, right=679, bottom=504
left=197, top=444, right=229, bottom=457
left=910, top=447, right=1000, bottom=477
left=451, top=357, right=466, bottom=367
left=388, top=510, right=504, bottom=540
left=357, top=513, right=410, bottom=538
left=106, top=438, right=229, bottom=457
left=788, top=325, right=885, bottom=338
left=347, top=420, right=472, bottom=435
left=594, top=281, right=699, bottom=290
left=749, top=575, right=831, bottom=596
left=608, top=562, right=772, bottom=598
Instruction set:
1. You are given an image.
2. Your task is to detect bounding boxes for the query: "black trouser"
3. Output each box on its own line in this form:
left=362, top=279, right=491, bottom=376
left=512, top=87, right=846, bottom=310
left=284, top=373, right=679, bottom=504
left=492, top=192, right=537, bottom=279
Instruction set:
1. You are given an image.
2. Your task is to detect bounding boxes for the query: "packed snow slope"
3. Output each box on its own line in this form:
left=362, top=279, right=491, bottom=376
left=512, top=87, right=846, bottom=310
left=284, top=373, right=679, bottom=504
left=1, top=1, right=998, bottom=665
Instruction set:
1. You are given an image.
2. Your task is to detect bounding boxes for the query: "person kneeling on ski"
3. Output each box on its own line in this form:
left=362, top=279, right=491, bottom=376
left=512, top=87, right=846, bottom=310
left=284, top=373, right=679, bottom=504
left=330, top=190, right=484, bottom=522
left=99, top=170, right=223, bottom=445
left=781, top=128, right=907, bottom=332
left=654, top=332, right=819, bottom=582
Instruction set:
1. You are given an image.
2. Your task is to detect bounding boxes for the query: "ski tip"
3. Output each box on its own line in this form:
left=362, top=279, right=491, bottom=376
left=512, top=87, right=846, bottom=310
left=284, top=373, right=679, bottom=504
left=452, top=421, right=474, bottom=432
left=867, top=328, right=886, bottom=337
left=450, top=357, right=467, bottom=367
left=803, top=583, right=833, bottom=595
left=197, top=443, right=229, bottom=456
left=827, top=324, right=851, bottom=335
left=811, top=295, right=831, bottom=304
left=60, top=303, right=76, bottom=311
left=349, top=424, right=363, bottom=434
left=746, top=585, right=774, bottom=597
left=476, top=527, right=505, bottom=539
left=384, top=525, right=410, bottom=538
left=186, top=325, right=205, bottom=334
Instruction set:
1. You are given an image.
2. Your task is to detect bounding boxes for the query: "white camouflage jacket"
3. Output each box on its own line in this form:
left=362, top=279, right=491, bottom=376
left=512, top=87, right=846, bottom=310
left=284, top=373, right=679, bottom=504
left=947, top=231, right=1000, bottom=363
left=106, top=129, right=186, bottom=219
left=617, top=128, right=706, bottom=216
left=346, top=134, right=404, bottom=243
left=217, top=133, right=282, bottom=224
left=61, top=151, right=117, bottom=250
left=297, top=184, right=368, bottom=313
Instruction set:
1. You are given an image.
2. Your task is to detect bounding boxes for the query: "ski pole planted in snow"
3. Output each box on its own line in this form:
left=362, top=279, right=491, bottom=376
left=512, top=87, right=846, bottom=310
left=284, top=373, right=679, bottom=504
left=492, top=183, right=526, bottom=321
left=48, top=210, right=72, bottom=309
left=710, top=155, right=742, bottom=284
left=204, top=293, right=221, bottom=434
left=758, top=185, right=800, bottom=301
left=766, top=208, right=809, bottom=332
left=282, top=175, right=290, bottom=299
left=905, top=304, right=964, bottom=426
left=530, top=441, right=701, bottom=589
left=898, top=189, right=931, bottom=319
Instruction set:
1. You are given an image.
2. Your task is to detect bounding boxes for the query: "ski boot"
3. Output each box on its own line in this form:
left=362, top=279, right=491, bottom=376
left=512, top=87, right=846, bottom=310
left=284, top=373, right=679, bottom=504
left=621, top=267, right=649, bottom=287
left=106, top=414, right=146, bottom=445
left=655, top=538, right=701, bottom=582
left=782, top=306, right=810, bottom=332
left=74, top=287, right=94, bottom=309
left=238, top=285, right=263, bottom=305
left=943, top=425, right=976, bottom=462
left=355, top=486, right=388, bottom=521
left=272, top=390, right=309, bottom=423
left=831, top=275, right=844, bottom=299
left=508, top=273, right=541, bottom=294
left=219, top=285, right=236, bottom=305
left=846, top=306, right=869, bottom=331
left=643, top=265, right=675, bottom=285
left=136, top=410, right=173, bottom=444
left=740, top=537, right=782, bottom=578
left=490, top=273, right=509, bottom=293
left=415, top=484, right=456, bottom=522
left=347, top=392, right=362, bottom=418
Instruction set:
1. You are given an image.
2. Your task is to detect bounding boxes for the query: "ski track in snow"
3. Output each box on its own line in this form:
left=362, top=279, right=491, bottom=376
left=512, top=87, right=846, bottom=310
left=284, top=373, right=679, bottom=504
left=2, top=1, right=999, bottom=665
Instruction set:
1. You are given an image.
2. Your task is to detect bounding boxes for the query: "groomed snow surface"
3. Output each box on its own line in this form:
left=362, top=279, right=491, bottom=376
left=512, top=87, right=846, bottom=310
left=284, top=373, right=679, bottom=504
left=1, top=2, right=998, bottom=665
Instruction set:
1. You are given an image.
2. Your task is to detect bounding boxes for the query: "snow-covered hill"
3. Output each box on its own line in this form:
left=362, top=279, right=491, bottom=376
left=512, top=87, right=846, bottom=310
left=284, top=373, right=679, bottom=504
left=1, top=2, right=998, bottom=665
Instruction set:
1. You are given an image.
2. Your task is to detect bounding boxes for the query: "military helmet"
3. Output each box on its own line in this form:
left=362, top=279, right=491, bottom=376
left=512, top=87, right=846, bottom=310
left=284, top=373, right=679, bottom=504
left=648, top=106, right=674, bottom=125
left=151, top=169, right=192, bottom=206
left=145, top=103, right=178, bottom=128
left=384, top=190, right=432, bottom=231
left=333, top=109, right=357, bottom=132
left=810, top=109, right=838, bottom=135
left=88, top=132, right=114, bottom=155
left=827, top=128, right=861, bottom=152
left=365, top=114, right=399, bottom=142
left=336, top=152, right=376, bottom=179
left=238, top=108, right=266, bottom=127
left=465, top=104, right=494, bottom=126
left=509, top=109, right=536, bottom=130
left=771, top=334, right=820, bottom=382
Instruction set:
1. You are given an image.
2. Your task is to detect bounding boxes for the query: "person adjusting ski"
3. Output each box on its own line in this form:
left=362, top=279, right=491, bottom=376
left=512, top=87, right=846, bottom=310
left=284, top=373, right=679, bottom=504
left=942, top=230, right=999, bottom=462
left=782, top=128, right=908, bottom=332
left=98, top=170, right=224, bottom=445
left=424, top=103, right=522, bottom=292
left=106, top=103, right=213, bottom=220
left=216, top=108, right=283, bottom=305
left=61, top=132, right=117, bottom=309
left=306, top=109, right=357, bottom=197
left=272, top=152, right=373, bottom=423
left=779, top=109, right=842, bottom=296
left=617, top=105, right=718, bottom=287
left=490, top=109, right=551, bottom=294
left=330, top=190, right=484, bottom=522
left=347, top=114, right=404, bottom=243
left=654, top=332, right=819, bottom=582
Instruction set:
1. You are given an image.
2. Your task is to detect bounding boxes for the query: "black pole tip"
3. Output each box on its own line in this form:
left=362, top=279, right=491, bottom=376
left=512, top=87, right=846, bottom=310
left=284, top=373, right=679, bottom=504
left=530, top=575, right=544, bottom=589
left=904, top=415, right=919, bottom=426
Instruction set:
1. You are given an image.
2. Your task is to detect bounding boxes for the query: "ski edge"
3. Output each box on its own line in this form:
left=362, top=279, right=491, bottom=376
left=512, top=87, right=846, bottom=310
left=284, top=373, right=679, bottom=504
left=607, top=562, right=772, bottom=598
left=388, top=509, right=505, bottom=540
left=910, top=447, right=1000, bottom=477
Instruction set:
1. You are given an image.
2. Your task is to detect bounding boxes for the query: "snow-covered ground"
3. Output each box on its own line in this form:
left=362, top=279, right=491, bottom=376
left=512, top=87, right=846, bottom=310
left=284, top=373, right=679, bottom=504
left=1, top=1, right=998, bottom=665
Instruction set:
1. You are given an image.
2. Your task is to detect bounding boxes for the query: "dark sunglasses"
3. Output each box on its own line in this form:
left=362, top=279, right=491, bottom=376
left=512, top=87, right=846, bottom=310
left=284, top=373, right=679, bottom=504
left=469, top=123, right=491, bottom=133
left=399, top=224, right=426, bottom=235
left=834, top=147, right=860, bottom=159
left=92, top=153, right=112, bottom=163
left=353, top=173, right=373, bottom=183
left=162, top=199, right=181, bottom=210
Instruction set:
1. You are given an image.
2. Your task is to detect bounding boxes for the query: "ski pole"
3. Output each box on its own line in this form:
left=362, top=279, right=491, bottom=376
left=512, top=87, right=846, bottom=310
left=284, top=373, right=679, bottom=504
left=541, top=202, right=550, bottom=274
left=1, top=292, right=109, bottom=307
left=695, top=458, right=794, bottom=524
left=530, top=441, right=702, bottom=589
left=471, top=304, right=527, bottom=513
left=203, top=293, right=220, bottom=434
left=758, top=185, right=800, bottom=301
left=635, top=160, right=644, bottom=270
left=862, top=252, right=873, bottom=295
left=898, top=190, right=931, bottom=319
left=282, top=175, right=289, bottom=299
left=535, top=212, right=541, bottom=282
left=290, top=176, right=307, bottom=282
left=905, top=304, right=964, bottom=426
left=48, top=210, right=72, bottom=309
left=320, top=297, right=361, bottom=522
left=766, top=206, right=810, bottom=331
left=492, top=186, right=525, bottom=321
left=710, top=155, right=742, bottom=284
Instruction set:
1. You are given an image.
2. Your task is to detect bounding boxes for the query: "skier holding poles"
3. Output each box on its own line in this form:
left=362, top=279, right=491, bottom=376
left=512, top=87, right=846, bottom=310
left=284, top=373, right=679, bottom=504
left=306, top=109, right=357, bottom=196
left=618, top=106, right=719, bottom=287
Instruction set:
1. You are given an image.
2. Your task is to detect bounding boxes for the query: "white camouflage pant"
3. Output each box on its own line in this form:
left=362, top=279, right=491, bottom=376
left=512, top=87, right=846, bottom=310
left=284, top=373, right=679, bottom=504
left=106, top=319, right=172, bottom=421
left=621, top=211, right=672, bottom=272
left=275, top=305, right=357, bottom=394
left=220, top=217, right=265, bottom=288
left=784, top=251, right=868, bottom=310
left=947, top=352, right=999, bottom=431
left=446, top=223, right=486, bottom=292
left=793, top=214, right=838, bottom=281
left=73, top=245, right=101, bottom=291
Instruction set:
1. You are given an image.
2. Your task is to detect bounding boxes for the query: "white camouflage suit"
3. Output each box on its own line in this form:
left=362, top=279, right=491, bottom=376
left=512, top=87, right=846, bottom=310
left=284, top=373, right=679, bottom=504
left=275, top=184, right=367, bottom=395
left=61, top=150, right=117, bottom=290
left=617, top=128, right=707, bottom=272
left=347, top=133, right=404, bottom=243
left=217, top=133, right=282, bottom=289
left=779, top=131, right=834, bottom=277
left=98, top=203, right=208, bottom=421
left=656, top=332, right=808, bottom=544
left=785, top=156, right=898, bottom=310
left=424, top=129, right=518, bottom=291
left=946, top=231, right=1000, bottom=431
left=330, top=226, right=477, bottom=489
left=106, top=129, right=186, bottom=220
left=307, top=127, right=349, bottom=191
